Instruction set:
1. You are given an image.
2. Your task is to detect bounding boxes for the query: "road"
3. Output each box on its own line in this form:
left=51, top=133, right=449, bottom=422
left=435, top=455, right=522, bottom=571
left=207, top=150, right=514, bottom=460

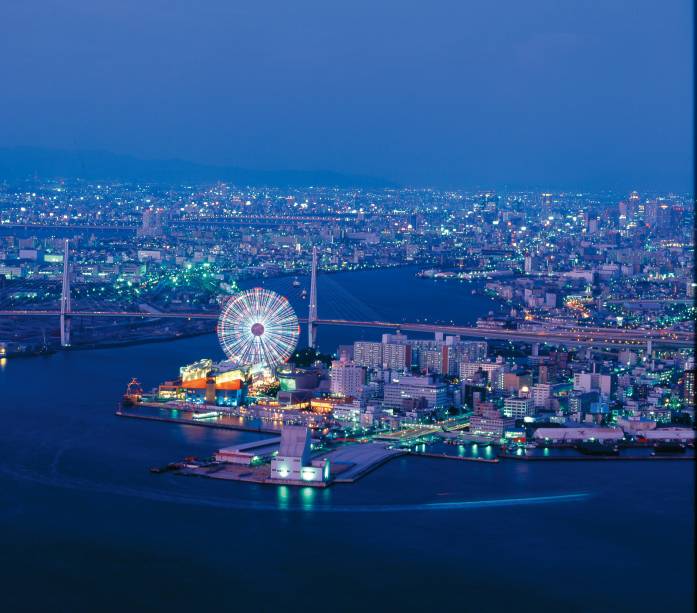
left=0, top=311, right=692, bottom=347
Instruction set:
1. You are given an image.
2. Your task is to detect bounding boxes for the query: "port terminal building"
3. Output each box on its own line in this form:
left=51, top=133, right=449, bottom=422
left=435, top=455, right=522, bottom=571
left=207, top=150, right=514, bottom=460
left=215, top=437, right=281, bottom=465
left=269, top=426, right=330, bottom=484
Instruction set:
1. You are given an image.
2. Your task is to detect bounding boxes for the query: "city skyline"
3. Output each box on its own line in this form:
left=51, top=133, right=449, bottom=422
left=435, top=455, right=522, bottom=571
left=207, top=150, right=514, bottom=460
left=0, top=2, right=694, bottom=611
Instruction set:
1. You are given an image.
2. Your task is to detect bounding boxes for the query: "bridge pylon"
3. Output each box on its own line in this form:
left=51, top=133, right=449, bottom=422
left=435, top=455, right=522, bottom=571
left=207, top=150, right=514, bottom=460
left=308, top=246, right=318, bottom=348
left=60, top=239, right=71, bottom=347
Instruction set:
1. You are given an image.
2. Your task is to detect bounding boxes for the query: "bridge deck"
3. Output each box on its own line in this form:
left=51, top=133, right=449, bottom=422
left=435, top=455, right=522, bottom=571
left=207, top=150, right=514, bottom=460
left=0, top=311, right=692, bottom=346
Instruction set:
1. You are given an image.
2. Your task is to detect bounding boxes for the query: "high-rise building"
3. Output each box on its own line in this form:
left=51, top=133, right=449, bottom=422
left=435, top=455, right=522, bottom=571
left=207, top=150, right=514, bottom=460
left=419, top=348, right=443, bottom=373
left=445, top=339, right=487, bottom=374
left=573, top=372, right=614, bottom=397
left=137, top=207, right=164, bottom=237
left=524, top=255, right=534, bottom=274
left=353, top=341, right=383, bottom=368
left=684, top=370, right=695, bottom=406
left=460, top=361, right=502, bottom=386
left=354, top=335, right=413, bottom=371
left=644, top=200, right=659, bottom=226
left=531, top=383, right=551, bottom=408
left=330, top=357, right=366, bottom=398
left=618, top=200, right=629, bottom=227
left=569, top=390, right=599, bottom=416
left=412, top=336, right=486, bottom=376
left=356, top=333, right=485, bottom=376
left=382, top=342, right=411, bottom=370
left=655, top=203, right=672, bottom=234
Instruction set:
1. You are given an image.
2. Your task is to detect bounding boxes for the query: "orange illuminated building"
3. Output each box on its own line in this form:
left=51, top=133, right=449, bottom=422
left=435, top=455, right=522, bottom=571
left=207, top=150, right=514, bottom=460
left=310, top=397, right=353, bottom=415
left=160, top=360, right=248, bottom=406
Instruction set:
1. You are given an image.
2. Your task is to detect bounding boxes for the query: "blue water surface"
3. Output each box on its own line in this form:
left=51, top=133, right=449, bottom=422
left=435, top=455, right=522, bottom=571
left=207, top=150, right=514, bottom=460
left=0, top=269, right=693, bottom=612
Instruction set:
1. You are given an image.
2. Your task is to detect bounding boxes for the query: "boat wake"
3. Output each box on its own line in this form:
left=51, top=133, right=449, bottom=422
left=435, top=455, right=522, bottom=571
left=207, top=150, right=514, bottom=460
left=0, top=462, right=590, bottom=513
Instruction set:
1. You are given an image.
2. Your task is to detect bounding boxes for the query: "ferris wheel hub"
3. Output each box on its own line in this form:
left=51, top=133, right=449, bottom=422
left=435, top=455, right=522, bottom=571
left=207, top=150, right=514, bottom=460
left=251, top=322, right=265, bottom=336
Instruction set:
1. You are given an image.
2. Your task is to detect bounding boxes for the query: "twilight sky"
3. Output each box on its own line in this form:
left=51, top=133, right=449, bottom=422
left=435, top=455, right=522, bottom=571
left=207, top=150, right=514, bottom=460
left=0, top=0, right=693, bottom=190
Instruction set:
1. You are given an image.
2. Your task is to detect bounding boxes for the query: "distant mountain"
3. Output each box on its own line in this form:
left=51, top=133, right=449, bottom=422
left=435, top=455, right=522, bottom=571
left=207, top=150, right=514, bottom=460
left=0, top=147, right=396, bottom=188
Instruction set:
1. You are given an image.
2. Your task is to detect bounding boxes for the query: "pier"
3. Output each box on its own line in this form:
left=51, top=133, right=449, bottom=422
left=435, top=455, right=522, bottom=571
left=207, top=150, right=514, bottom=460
left=324, top=444, right=407, bottom=483
left=116, top=408, right=280, bottom=435
left=498, top=452, right=696, bottom=461
left=173, top=442, right=407, bottom=487
left=410, top=451, right=499, bottom=463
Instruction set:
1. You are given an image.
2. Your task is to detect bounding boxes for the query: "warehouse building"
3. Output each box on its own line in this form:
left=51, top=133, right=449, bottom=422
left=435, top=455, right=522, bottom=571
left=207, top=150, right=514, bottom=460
left=533, top=427, right=624, bottom=443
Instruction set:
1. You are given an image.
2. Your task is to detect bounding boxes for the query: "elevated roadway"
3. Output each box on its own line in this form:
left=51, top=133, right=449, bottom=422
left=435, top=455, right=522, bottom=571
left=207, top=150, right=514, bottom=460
left=0, top=310, right=692, bottom=347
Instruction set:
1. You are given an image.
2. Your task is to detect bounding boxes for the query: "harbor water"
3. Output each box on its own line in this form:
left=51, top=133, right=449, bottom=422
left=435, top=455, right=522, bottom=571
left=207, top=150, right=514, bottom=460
left=0, top=267, right=693, bottom=611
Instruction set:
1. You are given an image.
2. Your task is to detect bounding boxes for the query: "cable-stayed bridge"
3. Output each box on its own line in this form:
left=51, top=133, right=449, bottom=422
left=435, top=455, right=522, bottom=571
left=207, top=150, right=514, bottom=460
left=0, top=241, right=692, bottom=350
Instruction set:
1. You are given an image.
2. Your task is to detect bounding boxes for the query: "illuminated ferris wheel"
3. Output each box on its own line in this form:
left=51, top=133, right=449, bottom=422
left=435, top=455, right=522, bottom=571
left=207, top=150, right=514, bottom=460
left=217, top=288, right=299, bottom=369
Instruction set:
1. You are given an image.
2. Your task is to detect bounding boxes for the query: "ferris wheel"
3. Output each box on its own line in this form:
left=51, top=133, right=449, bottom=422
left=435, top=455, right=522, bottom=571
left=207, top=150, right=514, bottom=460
left=217, top=288, right=299, bottom=369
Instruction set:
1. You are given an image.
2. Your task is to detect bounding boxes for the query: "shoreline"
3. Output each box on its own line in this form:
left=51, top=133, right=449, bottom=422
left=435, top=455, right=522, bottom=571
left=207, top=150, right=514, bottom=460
left=3, top=262, right=510, bottom=357
left=2, top=263, right=450, bottom=356
left=118, top=407, right=694, bottom=475
left=115, top=409, right=280, bottom=435
left=498, top=452, right=695, bottom=461
left=65, top=328, right=215, bottom=352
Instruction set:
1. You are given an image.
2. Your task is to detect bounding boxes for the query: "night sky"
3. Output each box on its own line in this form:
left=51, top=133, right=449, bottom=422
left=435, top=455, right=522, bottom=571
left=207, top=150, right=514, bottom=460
left=0, top=0, right=693, bottom=190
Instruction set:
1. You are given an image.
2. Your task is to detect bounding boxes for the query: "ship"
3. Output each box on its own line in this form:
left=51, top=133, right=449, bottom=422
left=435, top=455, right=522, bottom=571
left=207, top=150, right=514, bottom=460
left=150, top=462, right=185, bottom=473
left=300, top=288, right=307, bottom=299
left=576, top=441, right=620, bottom=456
left=122, top=377, right=143, bottom=407
left=651, top=442, right=686, bottom=454
left=292, top=277, right=301, bottom=287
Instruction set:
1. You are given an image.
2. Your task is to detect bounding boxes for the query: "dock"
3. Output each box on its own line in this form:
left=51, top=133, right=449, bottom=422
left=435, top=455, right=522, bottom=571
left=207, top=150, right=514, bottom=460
left=498, top=452, right=696, bottom=461
left=324, top=444, right=407, bottom=483
left=116, top=408, right=280, bottom=435
left=410, top=451, right=499, bottom=463
left=373, top=426, right=440, bottom=444
left=172, top=442, right=407, bottom=487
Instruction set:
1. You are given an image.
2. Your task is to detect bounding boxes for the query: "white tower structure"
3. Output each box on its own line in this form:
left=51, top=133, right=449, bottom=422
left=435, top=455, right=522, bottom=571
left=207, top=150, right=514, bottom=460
left=60, top=239, right=71, bottom=347
left=308, top=246, right=318, bottom=348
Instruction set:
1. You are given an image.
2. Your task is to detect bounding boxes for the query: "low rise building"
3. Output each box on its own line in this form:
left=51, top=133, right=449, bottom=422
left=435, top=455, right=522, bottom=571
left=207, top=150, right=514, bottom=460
left=383, top=375, right=447, bottom=413
left=503, top=396, right=533, bottom=419
left=215, top=437, right=281, bottom=465
left=533, top=427, right=624, bottom=443
left=469, top=404, right=516, bottom=438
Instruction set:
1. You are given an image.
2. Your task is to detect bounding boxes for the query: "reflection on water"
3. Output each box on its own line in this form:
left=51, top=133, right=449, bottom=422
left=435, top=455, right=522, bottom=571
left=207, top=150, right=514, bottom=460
left=277, top=485, right=289, bottom=511
left=321, top=487, right=332, bottom=506
left=301, top=487, right=315, bottom=510
left=179, top=424, right=207, bottom=444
